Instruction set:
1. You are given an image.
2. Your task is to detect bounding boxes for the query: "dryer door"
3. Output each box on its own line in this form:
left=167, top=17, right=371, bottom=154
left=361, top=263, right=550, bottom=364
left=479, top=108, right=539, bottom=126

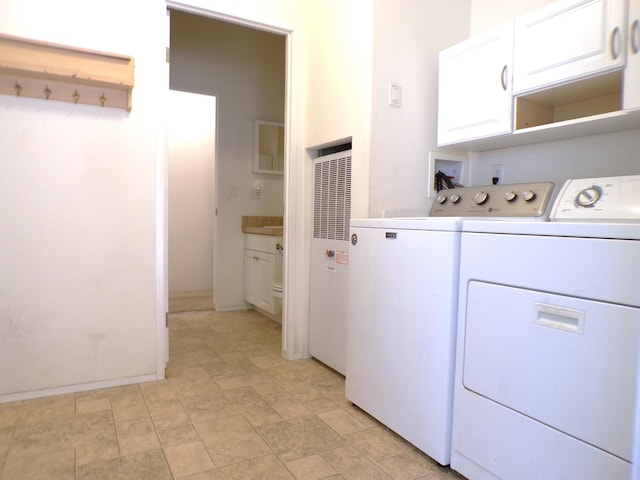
left=462, top=281, right=640, bottom=461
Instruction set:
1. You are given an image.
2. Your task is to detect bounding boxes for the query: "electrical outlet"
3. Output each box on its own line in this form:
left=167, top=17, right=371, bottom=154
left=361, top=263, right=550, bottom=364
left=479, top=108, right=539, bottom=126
left=491, top=164, right=503, bottom=185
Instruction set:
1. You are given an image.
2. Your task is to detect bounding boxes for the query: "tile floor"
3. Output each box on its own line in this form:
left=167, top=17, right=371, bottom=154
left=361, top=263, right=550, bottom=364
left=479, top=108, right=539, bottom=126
left=0, top=308, right=467, bottom=480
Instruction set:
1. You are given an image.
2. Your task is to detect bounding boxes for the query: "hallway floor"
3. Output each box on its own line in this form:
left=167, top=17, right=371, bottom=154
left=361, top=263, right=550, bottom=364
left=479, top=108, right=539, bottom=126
left=0, top=309, right=466, bottom=479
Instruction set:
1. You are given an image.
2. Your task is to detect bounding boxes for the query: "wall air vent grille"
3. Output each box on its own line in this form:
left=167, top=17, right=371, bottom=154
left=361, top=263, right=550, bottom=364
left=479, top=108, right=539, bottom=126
left=313, top=152, right=352, bottom=241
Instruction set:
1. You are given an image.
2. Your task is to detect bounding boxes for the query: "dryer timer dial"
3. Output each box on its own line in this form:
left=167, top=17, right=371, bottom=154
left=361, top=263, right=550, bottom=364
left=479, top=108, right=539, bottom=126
left=575, top=186, right=602, bottom=207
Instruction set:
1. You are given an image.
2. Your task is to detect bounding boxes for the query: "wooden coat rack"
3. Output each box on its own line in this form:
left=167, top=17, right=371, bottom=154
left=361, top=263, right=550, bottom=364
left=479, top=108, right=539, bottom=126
left=0, top=34, right=134, bottom=111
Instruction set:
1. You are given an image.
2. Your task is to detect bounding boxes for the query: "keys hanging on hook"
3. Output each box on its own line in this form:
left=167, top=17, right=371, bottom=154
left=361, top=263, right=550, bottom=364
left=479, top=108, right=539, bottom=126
left=14, top=81, right=22, bottom=96
left=72, top=90, right=80, bottom=104
left=44, top=85, right=52, bottom=100
left=99, top=93, right=106, bottom=107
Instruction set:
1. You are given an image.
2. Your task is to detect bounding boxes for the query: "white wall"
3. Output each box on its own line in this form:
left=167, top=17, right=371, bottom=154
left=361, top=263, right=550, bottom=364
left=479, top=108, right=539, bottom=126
left=170, top=11, right=286, bottom=310
left=0, top=0, right=166, bottom=400
left=368, top=0, right=470, bottom=218
left=467, top=0, right=640, bottom=186
left=303, top=0, right=375, bottom=220
left=470, top=0, right=553, bottom=34
left=168, top=90, right=216, bottom=293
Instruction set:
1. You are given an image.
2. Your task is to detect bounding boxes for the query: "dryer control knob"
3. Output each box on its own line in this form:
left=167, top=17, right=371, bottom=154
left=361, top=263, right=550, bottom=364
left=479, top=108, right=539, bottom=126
left=523, top=190, right=536, bottom=202
left=576, top=187, right=601, bottom=207
left=437, top=194, right=447, bottom=204
left=473, top=191, right=489, bottom=205
left=450, top=194, right=461, bottom=204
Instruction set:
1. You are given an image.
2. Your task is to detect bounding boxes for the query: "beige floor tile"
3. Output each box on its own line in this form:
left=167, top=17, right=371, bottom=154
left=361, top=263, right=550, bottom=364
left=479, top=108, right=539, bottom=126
left=157, top=424, right=200, bottom=448
left=286, top=454, right=338, bottom=480
left=20, top=394, right=75, bottom=424
left=146, top=399, right=191, bottom=430
left=0, top=427, right=13, bottom=461
left=322, top=445, right=392, bottom=480
left=119, top=431, right=161, bottom=456
left=77, top=449, right=172, bottom=480
left=243, top=407, right=284, bottom=427
left=190, top=454, right=295, bottom=480
left=76, top=397, right=111, bottom=415
left=344, top=426, right=414, bottom=462
left=317, top=409, right=371, bottom=436
left=72, top=410, right=118, bottom=447
left=304, top=396, right=343, bottom=414
left=376, top=453, right=431, bottom=480
left=257, top=415, right=347, bottom=462
left=0, top=403, right=23, bottom=429
left=164, top=440, right=215, bottom=478
left=9, top=417, right=75, bottom=458
left=111, top=393, right=150, bottom=422
left=116, top=416, right=155, bottom=438
left=214, top=376, right=248, bottom=390
left=1, top=446, right=75, bottom=480
left=196, top=414, right=273, bottom=466
left=75, top=439, right=120, bottom=466
left=273, top=402, right=312, bottom=420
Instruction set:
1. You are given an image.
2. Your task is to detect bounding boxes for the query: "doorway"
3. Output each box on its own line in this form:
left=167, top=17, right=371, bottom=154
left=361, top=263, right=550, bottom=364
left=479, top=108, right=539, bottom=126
left=167, top=89, right=217, bottom=313
left=167, top=9, right=287, bottom=317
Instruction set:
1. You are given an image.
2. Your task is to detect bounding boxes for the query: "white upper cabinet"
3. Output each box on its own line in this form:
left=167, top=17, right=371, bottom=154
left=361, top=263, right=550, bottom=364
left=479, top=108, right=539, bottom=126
left=513, top=0, right=626, bottom=95
left=625, top=0, right=640, bottom=109
left=437, top=22, right=514, bottom=146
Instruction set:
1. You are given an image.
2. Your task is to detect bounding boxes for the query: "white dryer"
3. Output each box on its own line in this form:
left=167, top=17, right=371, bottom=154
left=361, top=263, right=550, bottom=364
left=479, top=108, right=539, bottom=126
left=450, top=175, right=640, bottom=480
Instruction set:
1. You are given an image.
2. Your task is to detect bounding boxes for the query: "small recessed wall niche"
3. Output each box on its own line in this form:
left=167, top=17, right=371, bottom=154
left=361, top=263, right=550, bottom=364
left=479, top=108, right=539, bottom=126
left=427, top=150, right=468, bottom=198
left=0, top=34, right=134, bottom=111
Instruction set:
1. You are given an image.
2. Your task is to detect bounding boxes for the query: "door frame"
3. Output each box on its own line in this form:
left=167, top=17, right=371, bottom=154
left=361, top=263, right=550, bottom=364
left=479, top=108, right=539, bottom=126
left=160, top=1, right=303, bottom=363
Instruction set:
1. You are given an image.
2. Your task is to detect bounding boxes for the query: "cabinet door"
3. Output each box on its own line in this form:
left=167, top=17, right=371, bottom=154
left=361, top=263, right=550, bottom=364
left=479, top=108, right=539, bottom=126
left=438, top=22, right=514, bottom=146
left=625, top=0, right=640, bottom=109
left=243, top=249, right=276, bottom=314
left=513, top=0, right=626, bottom=95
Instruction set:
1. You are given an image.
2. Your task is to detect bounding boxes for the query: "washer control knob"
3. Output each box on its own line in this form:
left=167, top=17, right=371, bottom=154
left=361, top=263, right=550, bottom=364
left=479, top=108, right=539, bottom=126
left=473, top=191, right=489, bottom=205
left=504, top=191, right=517, bottom=202
left=437, top=194, right=447, bottom=204
left=450, top=194, right=461, bottom=204
left=522, top=190, right=536, bottom=202
left=576, top=186, right=601, bottom=207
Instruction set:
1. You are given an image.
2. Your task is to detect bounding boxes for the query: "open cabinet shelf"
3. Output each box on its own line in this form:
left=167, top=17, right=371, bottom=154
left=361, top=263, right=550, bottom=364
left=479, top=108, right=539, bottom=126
left=0, top=34, right=134, bottom=111
left=515, top=70, right=623, bottom=130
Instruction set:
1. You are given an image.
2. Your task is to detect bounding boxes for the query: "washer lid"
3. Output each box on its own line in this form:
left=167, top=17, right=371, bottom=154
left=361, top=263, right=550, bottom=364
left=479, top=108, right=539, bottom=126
left=551, top=175, right=640, bottom=222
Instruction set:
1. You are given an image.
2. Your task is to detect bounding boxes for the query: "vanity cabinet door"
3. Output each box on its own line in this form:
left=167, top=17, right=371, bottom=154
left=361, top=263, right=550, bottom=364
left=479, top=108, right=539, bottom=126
left=437, top=22, right=514, bottom=146
left=513, top=0, right=626, bottom=95
left=244, top=249, right=276, bottom=314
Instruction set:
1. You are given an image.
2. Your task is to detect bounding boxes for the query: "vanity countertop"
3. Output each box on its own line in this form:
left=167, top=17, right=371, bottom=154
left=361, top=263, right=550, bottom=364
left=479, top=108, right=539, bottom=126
left=242, top=215, right=283, bottom=236
left=242, top=226, right=283, bottom=236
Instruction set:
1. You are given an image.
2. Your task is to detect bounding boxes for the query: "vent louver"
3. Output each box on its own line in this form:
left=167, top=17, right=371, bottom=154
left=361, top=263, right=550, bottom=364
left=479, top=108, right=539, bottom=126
left=313, top=153, right=352, bottom=241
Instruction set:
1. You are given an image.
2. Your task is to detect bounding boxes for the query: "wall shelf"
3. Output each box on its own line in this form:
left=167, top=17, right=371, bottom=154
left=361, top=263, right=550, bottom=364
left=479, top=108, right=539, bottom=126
left=0, top=34, right=134, bottom=111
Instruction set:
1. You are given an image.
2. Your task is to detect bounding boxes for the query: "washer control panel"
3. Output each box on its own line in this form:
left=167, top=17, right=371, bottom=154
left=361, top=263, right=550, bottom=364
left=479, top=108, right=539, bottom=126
left=551, top=175, right=640, bottom=222
left=430, top=182, right=554, bottom=218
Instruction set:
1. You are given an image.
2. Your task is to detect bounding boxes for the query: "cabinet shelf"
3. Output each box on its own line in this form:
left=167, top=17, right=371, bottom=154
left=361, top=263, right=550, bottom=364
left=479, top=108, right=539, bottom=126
left=515, top=70, right=623, bottom=130
left=0, top=34, right=134, bottom=111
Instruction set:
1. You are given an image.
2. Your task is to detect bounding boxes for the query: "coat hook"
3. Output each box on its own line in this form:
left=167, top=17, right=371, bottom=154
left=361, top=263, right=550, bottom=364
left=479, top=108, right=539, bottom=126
left=72, top=90, right=80, bottom=104
left=44, top=85, right=52, bottom=100
left=99, top=93, right=106, bottom=107
left=14, top=81, right=22, bottom=96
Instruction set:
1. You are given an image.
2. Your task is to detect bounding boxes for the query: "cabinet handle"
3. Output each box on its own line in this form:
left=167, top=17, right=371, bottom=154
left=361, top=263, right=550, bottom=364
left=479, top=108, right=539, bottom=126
left=500, top=65, right=508, bottom=91
left=610, top=26, right=621, bottom=60
left=632, top=19, right=640, bottom=55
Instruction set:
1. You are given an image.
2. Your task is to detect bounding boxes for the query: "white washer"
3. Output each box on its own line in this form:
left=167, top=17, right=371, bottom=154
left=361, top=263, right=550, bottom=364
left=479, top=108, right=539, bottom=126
left=347, top=216, right=462, bottom=465
left=346, top=182, right=554, bottom=466
left=450, top=175, right=640, bottom=480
